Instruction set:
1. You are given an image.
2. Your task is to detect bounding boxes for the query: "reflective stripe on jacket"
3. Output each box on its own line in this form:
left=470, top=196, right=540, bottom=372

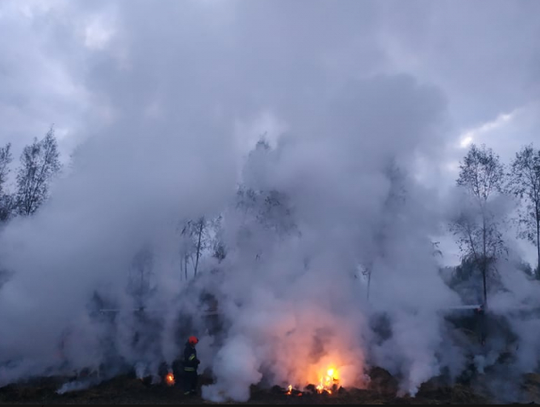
left=183, top=342, right=199, bottom=372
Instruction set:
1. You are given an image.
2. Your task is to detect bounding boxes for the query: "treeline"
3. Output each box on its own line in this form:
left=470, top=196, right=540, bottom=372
left=450, top=143, right=540, bottom=305
left=174, top=140, right=540, bottom=309
left=1, top=127, right=539, bottom=311
left=0, top=126, right=62, bottom=222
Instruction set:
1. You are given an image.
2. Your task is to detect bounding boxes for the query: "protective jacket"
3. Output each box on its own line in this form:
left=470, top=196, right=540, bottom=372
left=183, top=342, right=200, bottom=372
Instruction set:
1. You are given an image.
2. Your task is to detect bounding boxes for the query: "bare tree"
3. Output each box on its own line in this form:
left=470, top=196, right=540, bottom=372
left=0, top=143, right=13, bottom=221
left=451, top=144, right=506, bottom=306
left=209, top=214, right=227, bottom=263
left=257, top=190, right=297, bottom=236
left=235, top=138, right=299, bottom=260
left=193, top=217, right=206, bottom=276
left=180, top=217, right=210, bottom=278
left=179, top=214, right=226, bottom=277
left=15, top=127, right=62, bottom=216
left=0, top=143, right=12, bottom=191
left=507, top=144, right=540, bottom=276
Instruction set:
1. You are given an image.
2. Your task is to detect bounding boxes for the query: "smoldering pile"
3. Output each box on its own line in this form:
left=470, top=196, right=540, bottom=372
left=1, top=366, right=495, bottom=405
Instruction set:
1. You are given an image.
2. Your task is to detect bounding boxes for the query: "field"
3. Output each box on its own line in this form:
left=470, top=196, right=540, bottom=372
left=0, top=367, right=514, bottom=405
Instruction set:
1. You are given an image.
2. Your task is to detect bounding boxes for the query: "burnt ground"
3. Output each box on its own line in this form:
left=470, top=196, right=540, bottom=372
left=0, top=367, right=536, bottom=405
left=0, top=367, right=491, bottom=405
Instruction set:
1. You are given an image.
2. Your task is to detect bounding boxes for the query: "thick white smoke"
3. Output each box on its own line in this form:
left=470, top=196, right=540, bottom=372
left=0, top=0, right=539, bottom=403
left=199, top=73, right=463, bottom=400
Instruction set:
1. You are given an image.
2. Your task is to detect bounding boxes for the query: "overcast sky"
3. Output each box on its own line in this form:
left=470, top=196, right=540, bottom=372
left=1, top=0, right=539, bottom=262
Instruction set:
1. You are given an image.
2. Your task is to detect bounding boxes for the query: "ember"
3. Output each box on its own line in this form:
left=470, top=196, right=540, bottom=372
left=165, top=373, right=175, bottom=386
left=284, top=384, right=303, bottom=397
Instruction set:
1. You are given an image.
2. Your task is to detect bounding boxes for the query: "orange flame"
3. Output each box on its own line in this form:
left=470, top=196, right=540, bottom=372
left=316, top=367, right=338, bottom=394
left=285, top=384, right=302, bottom=397
left=165, top=372, right=175, bottom=386
left=285, top=365, right=339, bottom=396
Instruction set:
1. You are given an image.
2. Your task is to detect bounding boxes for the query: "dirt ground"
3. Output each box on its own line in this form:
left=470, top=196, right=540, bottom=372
left=0, top=367, right=500, bottom=405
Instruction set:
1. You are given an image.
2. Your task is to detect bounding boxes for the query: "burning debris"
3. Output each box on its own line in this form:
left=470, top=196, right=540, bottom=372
left=285, top=384, right=303, bottom=396
left=277, top=382, right=340, bottom=398
left=279, top=365, right=342, bottom=398
left=165, top=372, right=175, bottom=386
left=315, top=367, right=339, bottom=394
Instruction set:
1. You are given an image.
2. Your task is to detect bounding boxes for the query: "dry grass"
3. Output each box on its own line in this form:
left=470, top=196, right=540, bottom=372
left=0, top=367, right=499, bottom=405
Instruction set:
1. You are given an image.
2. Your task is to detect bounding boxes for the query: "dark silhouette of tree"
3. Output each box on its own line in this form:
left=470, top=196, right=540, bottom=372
left=507, top=144, right=540, bottom=276
left=15, top=127, right=61, bottom=216
left=451, top=144, right=506, bottom=306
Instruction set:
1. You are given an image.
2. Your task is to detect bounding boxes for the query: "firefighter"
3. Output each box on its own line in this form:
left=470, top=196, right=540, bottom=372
left=183, top=336, right=200, bottom=395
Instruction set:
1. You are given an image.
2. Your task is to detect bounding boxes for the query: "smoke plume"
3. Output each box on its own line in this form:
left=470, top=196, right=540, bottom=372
left=1, top=0, right=540, bottom=403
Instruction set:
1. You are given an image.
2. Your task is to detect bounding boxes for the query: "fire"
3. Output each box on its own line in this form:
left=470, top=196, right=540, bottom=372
left=285, top=384, right=302, bottom=397
left=165, top=372, right=175, bottom=386
left=285, top=365, right=339, bottom=396
left=316, top=367, right=339, bottom=394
